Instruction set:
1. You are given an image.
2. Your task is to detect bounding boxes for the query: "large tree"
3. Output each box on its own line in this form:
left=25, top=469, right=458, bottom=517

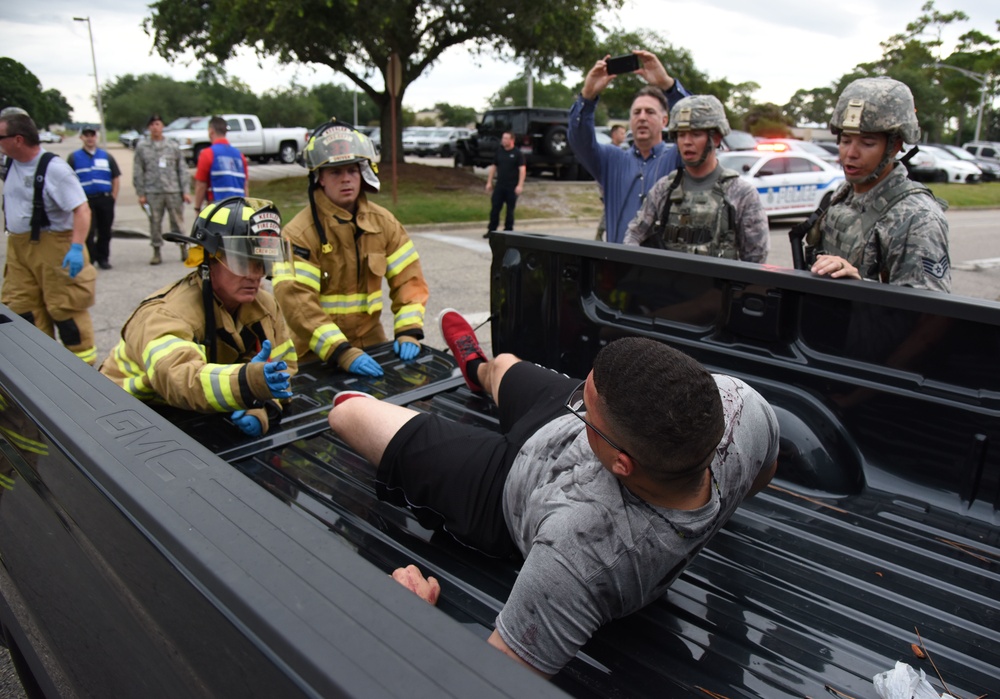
left=0, top=58, right=73, bottom=127
left=489, top=76, right=577, bottom=110
left=145, top=0, right=621, bottom=164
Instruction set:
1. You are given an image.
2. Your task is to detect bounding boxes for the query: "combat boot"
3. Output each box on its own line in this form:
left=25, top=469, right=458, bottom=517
left=150, top=248, right=162, bottom=265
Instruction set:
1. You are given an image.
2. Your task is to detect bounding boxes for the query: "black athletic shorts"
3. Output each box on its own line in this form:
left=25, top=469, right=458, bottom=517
left=376, top=361, right=580, bottom=557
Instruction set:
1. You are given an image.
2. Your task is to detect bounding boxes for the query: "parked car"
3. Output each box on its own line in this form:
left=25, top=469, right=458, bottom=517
left=755, top=138, right=841, bottom=166
left=401, top=126, right=434, bottom=155
left=963, top=140, right=1000, bottom=164
left=932, top=143, right=999, bottom=182
left=719, top=147, right=845, bottom=218
left=719, top=129, right=758, bottom=152
left=163, top=116, right=201, bottom=133
left=38, top=130, right=62, bottom=143
left=404, top=127, right=472, bottom=157
left=168, top=114, right=310, bottom=164
left=903, top=144, right=981, bottom=184
left=119, top=129, right=142, bottom=149
left=810, top=140, right=841, bottom=158
left=454, top=106, right=580, bottom=179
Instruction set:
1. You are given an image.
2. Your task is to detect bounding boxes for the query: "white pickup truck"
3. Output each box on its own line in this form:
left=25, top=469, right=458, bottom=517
left=168, top=114, right=310, bottom=164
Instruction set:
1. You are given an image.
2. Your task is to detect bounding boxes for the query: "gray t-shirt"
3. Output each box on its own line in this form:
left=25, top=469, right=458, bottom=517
left=498, top=375, right=778, bottom=674
left=3, top=150, right=87, bottom=233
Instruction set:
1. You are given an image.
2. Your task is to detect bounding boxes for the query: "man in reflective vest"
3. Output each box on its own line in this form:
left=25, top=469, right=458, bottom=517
left=67, top=126, right=120, bottom=270
left=193, top=116, right=248, bottom=215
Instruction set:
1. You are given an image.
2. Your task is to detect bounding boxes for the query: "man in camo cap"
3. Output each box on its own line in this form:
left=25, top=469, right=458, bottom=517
left=805, top=77, right=950, bottom=292
left=624, top=95, right=769, bottom=262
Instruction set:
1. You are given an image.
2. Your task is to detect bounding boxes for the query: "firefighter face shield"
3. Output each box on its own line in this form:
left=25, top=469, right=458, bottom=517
left=215, top=231, right=291, bottom=279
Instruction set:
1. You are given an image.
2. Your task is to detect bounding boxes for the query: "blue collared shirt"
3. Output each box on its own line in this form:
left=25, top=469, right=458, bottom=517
left=568, top=83, right=691, bottom=244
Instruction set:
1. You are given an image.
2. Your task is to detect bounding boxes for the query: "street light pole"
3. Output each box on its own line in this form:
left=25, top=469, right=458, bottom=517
left=934, top=62, right=990, bottom=143
left=73, top=16, right=106, bottom=147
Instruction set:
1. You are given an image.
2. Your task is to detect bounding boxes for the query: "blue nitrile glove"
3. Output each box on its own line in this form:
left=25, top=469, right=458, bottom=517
left=231, top=410, right=262, bottom=437
left=263, top=360, right=292, bottom=398
left=348, top=352, right=384, bottom=377
left=394, top=338, right=420, bottom=361
left=250, top=340, right=271, bottom=363
left=62, top=243, right=85, bottom=278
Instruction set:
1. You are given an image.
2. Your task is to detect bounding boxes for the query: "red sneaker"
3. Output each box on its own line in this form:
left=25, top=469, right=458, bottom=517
left=332, top=390, right=375, bottom=408
left=438, top=308, right=487, bottom=391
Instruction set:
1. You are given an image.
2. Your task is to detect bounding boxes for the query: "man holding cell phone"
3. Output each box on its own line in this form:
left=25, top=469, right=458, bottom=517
left=568, top=50, right=690, bottom=244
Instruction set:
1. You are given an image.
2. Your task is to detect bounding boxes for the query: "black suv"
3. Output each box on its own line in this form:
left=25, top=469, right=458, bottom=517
left=454, top=106, right=580, bottom=179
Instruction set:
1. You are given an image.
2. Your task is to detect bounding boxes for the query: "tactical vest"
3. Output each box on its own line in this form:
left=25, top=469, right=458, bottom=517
left=807, top=175, right=941, bottom=280
left=644, top=168, right=739, bottom=259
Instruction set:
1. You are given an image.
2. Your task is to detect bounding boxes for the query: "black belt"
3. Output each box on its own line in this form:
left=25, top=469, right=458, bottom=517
left=87, top=192, right=113, bottom=199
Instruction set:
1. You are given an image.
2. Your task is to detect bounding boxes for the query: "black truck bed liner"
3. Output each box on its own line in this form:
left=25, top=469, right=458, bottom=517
left=1, top=232, right=998, bottom=698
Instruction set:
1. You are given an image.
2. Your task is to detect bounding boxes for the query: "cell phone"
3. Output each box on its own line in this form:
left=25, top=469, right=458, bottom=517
left=606, top=53, right=640, bottom=76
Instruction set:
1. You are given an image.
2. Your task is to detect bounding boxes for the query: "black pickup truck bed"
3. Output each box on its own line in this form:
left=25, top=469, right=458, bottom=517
left=1, top=233, right=997, bottom=698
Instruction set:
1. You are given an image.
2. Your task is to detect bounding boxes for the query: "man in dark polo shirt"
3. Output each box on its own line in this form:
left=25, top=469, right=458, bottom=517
left=484, top=130, right=526, bottom=237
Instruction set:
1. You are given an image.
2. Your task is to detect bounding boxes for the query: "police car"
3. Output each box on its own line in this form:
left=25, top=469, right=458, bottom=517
left=718, top=145, right=845, bottom=218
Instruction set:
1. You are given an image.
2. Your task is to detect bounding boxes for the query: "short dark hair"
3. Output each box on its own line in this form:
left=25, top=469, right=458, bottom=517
left=147, top=113, right=164, bottom=126
left=632, top=85, right=669, bottom=114
left=592, top=337, right=724, bottom=481
left=610, top=124, right=626, bottom=135
left=81, top=127, right=97, bottom=136
left=209, top=116, right=228, bottom=135
left=0, top=114, right=39, bottom=146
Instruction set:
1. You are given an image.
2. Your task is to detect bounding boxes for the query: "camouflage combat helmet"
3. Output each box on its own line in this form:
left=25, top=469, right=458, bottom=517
left=0, top=106, right=29, bottom=118
left=667, top=95, right=731, bottom=137
left=830, top=77, right=920, bottom=143
left=302, top=120, right=380, bottom=193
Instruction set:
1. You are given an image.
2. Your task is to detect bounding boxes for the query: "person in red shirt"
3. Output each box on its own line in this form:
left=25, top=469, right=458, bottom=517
left=193, top=116, right=249, bottom=214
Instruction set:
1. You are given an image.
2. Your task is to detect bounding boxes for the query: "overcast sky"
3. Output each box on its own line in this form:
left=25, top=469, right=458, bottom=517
left=4, top=0, right=997, bottom=125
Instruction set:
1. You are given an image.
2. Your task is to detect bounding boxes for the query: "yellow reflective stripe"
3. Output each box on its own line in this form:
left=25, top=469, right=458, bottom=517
left=393, top=303, right=425, bottom=331
left=385, top=241, right=418, bottom=279
left=112, top=341, right=158, bottom=400
left=311, top=323, right=347, bottom=359
left=319, top=291, right=382, bottom=315
left=286, top=260, right=321, bottom=291
left=142, top=336, right=206, bottom=382
left=0, top=473, right=14, bottom=490
left=271, top=260, right=297, bottom=287
left=73, top=346, right=98, bottom=364
left=269, top=338, right=297, bottom=363
left=0, top=393, right=7, bottom=409
left=0, top=426, right=48, bottom=455
left=198, top=363, right=242, bottom=411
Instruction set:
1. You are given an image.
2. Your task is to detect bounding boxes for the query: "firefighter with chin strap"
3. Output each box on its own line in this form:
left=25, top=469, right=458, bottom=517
left=272, top=119, right=430, bottom=378
left=99, top=197, right=298, bottom=437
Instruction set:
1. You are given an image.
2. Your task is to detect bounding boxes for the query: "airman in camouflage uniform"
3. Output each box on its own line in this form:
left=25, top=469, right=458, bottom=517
left=806, top=77, right=950, bottom=292
left=624, top=95, right=769, bottom=263
left=133, top=114, right=191, bottom=264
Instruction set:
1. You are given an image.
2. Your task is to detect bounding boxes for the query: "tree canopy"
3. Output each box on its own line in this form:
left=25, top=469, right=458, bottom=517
left=145, top=0, right=623, bottom=163
left=0, top=58, right=73, bottom=127
left=783, top=2, right=1000, bottom=143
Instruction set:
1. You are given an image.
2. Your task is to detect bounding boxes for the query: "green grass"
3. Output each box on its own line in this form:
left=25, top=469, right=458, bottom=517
left=925, top=181, right=1000, bottom=208
left=251, top=164, right=605, bottom=225
left=251, top=165, right=1000, bottom=227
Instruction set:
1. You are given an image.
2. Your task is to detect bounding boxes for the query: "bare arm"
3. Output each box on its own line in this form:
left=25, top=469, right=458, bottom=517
left=71, top=202, right=91, bottom=246
left=488, top=630, right=553, bottom=679
left=111, top=175, right=120, bottom=201
left=515, top=165, right=526, bottom=194
left=486, top=165, right=496, bottom=191
left=193, top=181, right=208, bottom=213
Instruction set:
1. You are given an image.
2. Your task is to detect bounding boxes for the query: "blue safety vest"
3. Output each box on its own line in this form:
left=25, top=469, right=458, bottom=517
left=71, top=148, right=113, bottom=196
left=208, top=143, right=246, bottom=200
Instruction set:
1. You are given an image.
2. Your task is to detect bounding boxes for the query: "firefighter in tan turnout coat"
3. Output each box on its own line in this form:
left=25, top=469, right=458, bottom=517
left=100, top=197, right=297, bottom=437
left=273, top=121, right=429, bottom=378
